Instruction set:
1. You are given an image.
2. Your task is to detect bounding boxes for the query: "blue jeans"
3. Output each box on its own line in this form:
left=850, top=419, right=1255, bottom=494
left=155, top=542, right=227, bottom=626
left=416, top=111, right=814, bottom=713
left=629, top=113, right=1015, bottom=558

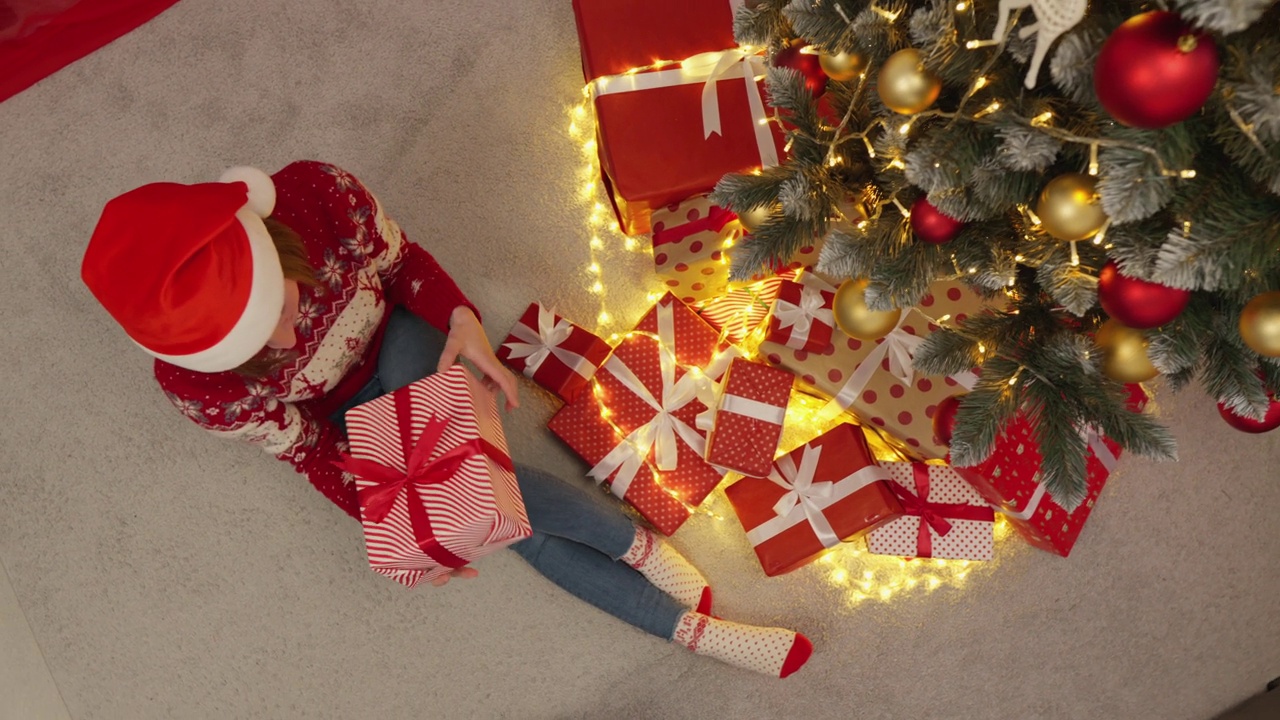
left=332, top=307, right=687, bottom=639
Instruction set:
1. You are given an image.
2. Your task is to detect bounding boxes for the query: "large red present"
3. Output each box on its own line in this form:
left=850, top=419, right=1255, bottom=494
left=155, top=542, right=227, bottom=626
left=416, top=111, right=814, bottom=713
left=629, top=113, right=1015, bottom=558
left=865, top=461, right=995, bottom=560
left=725, top=424, right=904, bottom=576
left=953, top=385, right=1148, bottom=557
left=571, top=0, right=741, bottom=83
left=591, top=49, right=787, bottom=235
left=497, top=303, right=611, bottom=403
left=764, top=271, right=838, bottom=353
left=548, top=294, right=732, bottom=534
left=339, top=366, right=532, bottom=588
left=704, top=357, right=793, bottom=477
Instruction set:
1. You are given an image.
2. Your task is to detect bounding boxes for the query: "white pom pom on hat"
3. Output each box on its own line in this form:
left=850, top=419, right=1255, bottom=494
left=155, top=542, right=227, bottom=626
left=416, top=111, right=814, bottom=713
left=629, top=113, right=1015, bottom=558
left=218, top=165, right=277, bottom=218
left=81, top=166, right=284, bottom=374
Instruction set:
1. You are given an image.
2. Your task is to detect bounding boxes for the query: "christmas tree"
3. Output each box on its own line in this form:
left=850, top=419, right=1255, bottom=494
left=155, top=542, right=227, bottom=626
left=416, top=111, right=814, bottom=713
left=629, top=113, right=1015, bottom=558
left=714, top=0, right=1280, bottom=508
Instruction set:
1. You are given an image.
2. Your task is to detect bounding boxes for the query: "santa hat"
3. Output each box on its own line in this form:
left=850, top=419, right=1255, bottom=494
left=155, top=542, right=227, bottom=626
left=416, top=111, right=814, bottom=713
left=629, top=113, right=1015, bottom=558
left=82, top=166, right=284, bottom=373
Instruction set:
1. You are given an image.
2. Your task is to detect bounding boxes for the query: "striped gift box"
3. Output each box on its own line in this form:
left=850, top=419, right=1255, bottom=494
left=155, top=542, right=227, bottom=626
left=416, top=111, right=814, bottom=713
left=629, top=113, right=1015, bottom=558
left=340, top=365, right=531, bottom=588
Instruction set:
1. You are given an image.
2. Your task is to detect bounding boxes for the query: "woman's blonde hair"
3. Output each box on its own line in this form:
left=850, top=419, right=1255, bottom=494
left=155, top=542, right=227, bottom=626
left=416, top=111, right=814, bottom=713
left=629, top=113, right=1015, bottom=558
left=231, top=218, right=319, bottom=378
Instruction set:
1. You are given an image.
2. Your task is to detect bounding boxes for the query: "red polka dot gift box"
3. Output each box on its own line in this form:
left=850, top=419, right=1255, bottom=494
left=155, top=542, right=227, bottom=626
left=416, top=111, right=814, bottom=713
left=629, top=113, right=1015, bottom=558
left=338, top=366, right=532, bottom=588
left=497, top=303, right=611, bottom=403
left=759, top=279, right=995, bottom=461
left=548, top=294, right=733, bottom=535
left=725, top=423, right=905, bottom=577
left=952, top=384, right=1149, bottom=557
left=864, top=461, right=995, bottom=561
left=703, top=357, right=795, bottom=478
left=763, top=271, right=839, bottom=353
left=651, top=196, right=738, bottom=304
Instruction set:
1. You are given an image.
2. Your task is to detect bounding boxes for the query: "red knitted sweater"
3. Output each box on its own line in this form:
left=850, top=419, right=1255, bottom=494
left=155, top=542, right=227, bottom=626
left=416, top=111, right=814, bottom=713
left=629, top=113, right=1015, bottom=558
left=155, top=161, right=477, bottom=519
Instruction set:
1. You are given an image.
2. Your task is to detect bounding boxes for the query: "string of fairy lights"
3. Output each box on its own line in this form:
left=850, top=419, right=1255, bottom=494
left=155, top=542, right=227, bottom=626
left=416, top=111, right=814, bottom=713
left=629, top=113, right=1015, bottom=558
left=564, top=77, right=1015, bottom=607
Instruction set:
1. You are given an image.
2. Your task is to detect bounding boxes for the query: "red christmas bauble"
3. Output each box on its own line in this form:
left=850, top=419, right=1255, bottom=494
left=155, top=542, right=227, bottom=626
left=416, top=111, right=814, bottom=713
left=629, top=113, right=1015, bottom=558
left=1097, top=260, right=1191, bottom=329
left=774, top=43, right=828, bottom=98
left=934, top=393, right=964, bottom=446
left=1217, top=397, right=1280, bottom=433
left=910, top=197, right=966, bottom=244
left=1093, top=11, right=1219, bottom=129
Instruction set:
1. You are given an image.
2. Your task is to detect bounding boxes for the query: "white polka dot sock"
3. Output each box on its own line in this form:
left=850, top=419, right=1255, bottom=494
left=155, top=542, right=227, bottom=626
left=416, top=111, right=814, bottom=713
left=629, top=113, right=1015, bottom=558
left=619, top=527, right=712, bottom=613
left=671, top=612, right=812, bottom=678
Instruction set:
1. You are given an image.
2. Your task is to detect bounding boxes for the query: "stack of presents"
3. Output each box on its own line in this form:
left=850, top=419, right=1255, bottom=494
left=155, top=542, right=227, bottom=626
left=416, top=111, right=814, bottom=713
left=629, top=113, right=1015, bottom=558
left=334, top=1, right=1144, bottom=586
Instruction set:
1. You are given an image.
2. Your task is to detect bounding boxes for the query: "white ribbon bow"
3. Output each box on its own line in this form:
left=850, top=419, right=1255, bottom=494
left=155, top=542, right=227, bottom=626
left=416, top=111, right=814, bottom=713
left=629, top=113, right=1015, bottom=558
left=744, top=444, right=891, bottom=548
left=502, top=306, right=596, bottom=381
left=589, top=48, right=779, bottom=168
left=587, top=303, right=719, bottom=498
left=774, top=283, right=836, bottom=350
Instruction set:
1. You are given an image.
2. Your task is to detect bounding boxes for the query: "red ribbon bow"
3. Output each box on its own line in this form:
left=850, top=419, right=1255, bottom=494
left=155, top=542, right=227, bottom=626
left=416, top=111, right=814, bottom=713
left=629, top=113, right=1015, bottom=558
left=889, top=463, right=994, bottom=559
left=336, top=385, right=513, bottom=569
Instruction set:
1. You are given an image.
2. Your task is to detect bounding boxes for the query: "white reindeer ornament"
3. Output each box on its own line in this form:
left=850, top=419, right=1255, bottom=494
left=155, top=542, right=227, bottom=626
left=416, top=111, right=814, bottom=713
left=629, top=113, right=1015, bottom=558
left=991, top=0, right=1088, bottom=89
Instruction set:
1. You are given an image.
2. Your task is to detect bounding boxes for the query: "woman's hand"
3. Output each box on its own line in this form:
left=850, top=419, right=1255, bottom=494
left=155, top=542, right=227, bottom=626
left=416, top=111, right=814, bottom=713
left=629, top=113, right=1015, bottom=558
left=430, top=567, right=479, bottom=587
left=438, top=306, right=520, bottom=411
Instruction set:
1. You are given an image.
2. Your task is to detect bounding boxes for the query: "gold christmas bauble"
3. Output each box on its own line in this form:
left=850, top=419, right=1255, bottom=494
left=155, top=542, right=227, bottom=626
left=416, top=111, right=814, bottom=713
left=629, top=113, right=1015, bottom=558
left=877, top=48, right=941, bottom=115
left=834, top=278, right=903, bottom=340
left=1036, top=173, right=1107, bottom=242
left=737, top=205, right=772, bottom=233
left=1095, top=319, right=1159, bottom=382
left=819, top=50, right=866, bottom=81
left=1239, top=291, right=1280, bottom=357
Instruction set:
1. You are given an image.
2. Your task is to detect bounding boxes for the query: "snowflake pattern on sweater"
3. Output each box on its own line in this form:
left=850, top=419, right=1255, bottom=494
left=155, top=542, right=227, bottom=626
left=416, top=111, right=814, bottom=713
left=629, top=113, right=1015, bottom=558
left=155, top=161, right=478, bottom=520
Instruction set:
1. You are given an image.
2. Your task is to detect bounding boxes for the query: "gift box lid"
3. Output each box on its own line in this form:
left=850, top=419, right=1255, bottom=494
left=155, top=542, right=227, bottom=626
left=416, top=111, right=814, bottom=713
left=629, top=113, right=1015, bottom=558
left=572, top=0, right=741, bottom=82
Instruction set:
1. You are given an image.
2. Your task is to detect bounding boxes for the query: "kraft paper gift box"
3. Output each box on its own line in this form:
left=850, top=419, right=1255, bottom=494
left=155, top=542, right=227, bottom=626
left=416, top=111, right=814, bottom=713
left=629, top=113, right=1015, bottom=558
left=725, top=423, right=904, bottom=576
left=760, top=279, right=993, bottom=460
left=548, top=294, right=732, bottom=534
left=865, top=461, right=995, bottom=560
left=497, top=302, right=611, bottom=403
left=339, top=365, right=531, bottom=588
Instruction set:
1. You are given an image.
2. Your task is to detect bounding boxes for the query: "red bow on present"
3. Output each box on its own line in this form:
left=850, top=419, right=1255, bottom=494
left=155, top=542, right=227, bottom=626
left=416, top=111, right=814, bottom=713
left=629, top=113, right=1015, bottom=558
left=337, top=385, right=513, bottom=569
left=889, top=463, right=993, bottom=559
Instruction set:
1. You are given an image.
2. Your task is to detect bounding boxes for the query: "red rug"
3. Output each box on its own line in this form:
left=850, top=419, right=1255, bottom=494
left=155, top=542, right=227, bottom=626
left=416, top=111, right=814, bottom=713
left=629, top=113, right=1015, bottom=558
left=0, top=0, right=181, bottom=103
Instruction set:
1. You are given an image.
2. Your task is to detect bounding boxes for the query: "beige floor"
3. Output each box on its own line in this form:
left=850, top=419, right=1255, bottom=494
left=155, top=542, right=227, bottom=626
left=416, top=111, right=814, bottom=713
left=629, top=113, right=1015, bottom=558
left=2, top=1, right=1278, bottom=719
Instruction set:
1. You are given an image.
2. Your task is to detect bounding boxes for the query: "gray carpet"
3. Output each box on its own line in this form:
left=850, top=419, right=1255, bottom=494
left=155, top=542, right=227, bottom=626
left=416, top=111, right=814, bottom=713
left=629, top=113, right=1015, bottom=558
left=1, top=1, right=1277, bottom=718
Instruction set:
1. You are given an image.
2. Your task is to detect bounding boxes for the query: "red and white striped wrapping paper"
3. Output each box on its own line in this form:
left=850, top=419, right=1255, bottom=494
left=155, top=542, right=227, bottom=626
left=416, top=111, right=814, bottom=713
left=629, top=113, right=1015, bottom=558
left=764, top=271, right=837, bottom=353
left=695, top=269, right=794, bottom=345
left=340, top=365, right=531, bottom=588
left=865, top=462, right=995, bottom=561
left=497, top=303, right=611, bottom=403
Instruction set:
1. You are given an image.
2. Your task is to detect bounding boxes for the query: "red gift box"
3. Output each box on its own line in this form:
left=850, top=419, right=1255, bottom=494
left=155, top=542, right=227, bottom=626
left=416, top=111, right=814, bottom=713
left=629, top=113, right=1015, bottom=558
left=953, top=384, right=1148, bottom=557
left=497, top=303, right=611, bottom=403
left=571, top=0, right=741, bottom=83
left=865, top=461, right=995, bottom=560
left=591, top=50, right=787, bottom=235
left=548, top=294, right=732, bottom=534
left=704, top=357, right=793, bottom=477
left=725, top=424, right=904, bottom=576
left=339, top=366, right=532, bottom=588
left=764, top=271, right=838, bottom=353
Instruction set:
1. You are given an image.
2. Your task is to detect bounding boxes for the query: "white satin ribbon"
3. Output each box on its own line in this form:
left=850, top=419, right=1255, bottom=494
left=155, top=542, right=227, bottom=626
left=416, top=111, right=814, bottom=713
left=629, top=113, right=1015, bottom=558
left=589, top=48, right=778, bottom=168
left=587, top=302, right=718, bottom=498
left=502, top=305, right=596, bottom=381
left=719, top=394, right=787, bottom=425
left=745, top=444, right=891, bottom=548
left=773, top=280, right=835, bottom=350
